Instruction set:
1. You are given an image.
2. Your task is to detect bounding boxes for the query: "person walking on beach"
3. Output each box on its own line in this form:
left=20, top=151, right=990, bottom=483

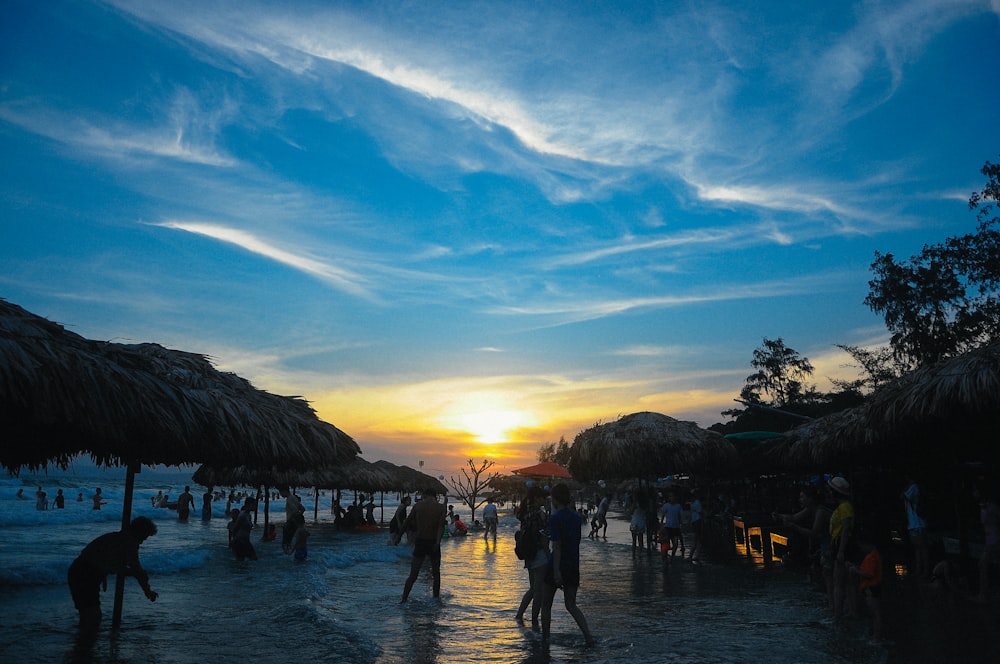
left=660, top=492, right=683, bottom=559
left=515, top=486, right=550, bottom=629
left=176, top=486, right=196, bottom=522
left=688, top=489, right=704, bottom=564
left=67, top=516, right=159, bottom=636
left=628, top=490, right=648, bottom=556
left=394, top=487, right=448, bottom=602
left=595, top=493, right=610, bottom=539
left=91, top=488, right=106, bottom=510
left=483, top=497, right=499, bottom=539
left=541, top=483, right=595, bottom=646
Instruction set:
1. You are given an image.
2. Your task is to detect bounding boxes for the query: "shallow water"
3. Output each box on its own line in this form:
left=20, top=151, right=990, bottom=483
left=0, top=473, right=962, bottom=663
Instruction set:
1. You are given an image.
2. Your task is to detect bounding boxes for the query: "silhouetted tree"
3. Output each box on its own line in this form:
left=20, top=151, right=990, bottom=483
left=444, top=458, right=498, bottom=523
left=865, top=158, right=1000, bottom=365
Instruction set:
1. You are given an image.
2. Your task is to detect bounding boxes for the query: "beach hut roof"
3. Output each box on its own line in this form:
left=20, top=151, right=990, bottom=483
left=372, top=460, right=448, bottom=495
left=569, top=411, right=735, bottom=482
left=0, top=298, right=359, bottom=474
left=193, top=457, right=394, bottom=493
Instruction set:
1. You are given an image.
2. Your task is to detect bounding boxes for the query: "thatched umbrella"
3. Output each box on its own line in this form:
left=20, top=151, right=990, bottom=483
left=774, top=408, right=875, bottom=470
left=569, top=411, right=736, bottom=482
left=372, top=460, right=448, bottom=495
left=859, top=343, right=1000, bottom=466
left=1, top=298, right=359, bottom=625
left=0, top=299, right=359, bottom=473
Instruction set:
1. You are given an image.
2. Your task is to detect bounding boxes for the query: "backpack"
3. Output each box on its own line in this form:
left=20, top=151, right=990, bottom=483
left=514, top=527, right=537, bottom=561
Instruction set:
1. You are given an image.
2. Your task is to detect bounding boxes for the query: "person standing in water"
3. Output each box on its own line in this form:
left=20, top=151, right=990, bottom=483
left=202, top=486, right=214, bottom=521
left=176, top=486, right=196, bottom=522
left=90, top=488, right=106, bottom=510
left=67, top=516, right=159, bottom=637
left=395, top=487, right=448, bottom=602
left=540, top=483, right=595, bottom=646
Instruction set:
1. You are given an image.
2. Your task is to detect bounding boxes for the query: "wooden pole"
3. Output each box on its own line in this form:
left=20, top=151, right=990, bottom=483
left=111, top=461, right=139, bottom=629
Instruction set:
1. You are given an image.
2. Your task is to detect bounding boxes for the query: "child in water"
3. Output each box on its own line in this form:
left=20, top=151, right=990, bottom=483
left=290, top=524, right=310, bottom=561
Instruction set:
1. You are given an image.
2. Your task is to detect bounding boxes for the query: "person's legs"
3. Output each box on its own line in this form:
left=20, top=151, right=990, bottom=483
left=561, top=585, right=594, bottom=645
left=515, top=587, right=532, bottom=621
left=529, top=565, right=546, bottom=626
left=401, top=554, right=424, bottom=602
left=430, top=549, right=442, bottom=597
left=540, top=583, right=557, bottom=638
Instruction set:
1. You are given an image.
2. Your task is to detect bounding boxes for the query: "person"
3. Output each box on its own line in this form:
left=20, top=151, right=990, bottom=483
left=977, top=490, right=1000, bottom=603
left=35, top=486, right=48, bottom=511
left=280, top=487, right=305, bottom=554
left=395, top=487, right=448, bottom=602
left=449, top=513, right=468, bottom=536
left=781, top=487, right=833, bottom=600
left=482, top=498, right=499, bottom=540
left=231, top=502, right=257, bottom=561
left=227, top=508, right=240, bottom=548
left=202, top=485, right=214, bottom=521
left=364, top=496, right=376, bottom=526
left=389, top=496, right=411, bottom=544
left=901, top=475, right=929, bottom=579
left=16, top=488, right=25, bottom=500
left=67, top=516, right=159, bottom=636
left=91, top=488, right=106, bottom=511
left=595, top=493, right=610, bottom=538
left=659, top=492, right=683, bottom=559
left=541, top=483, right=595, bottom=646
left=290, top=523, right=310, bottom=561
left=828, top=476, right=855, bottom=619
left=774, top=487, right=821, bottom=567
left=262, top=522, right=277, bottom=542
left=152, top=490, right=164, bottom=508
left=847, top=535, right=884, bottom=643
left=176, top=486, right=196, bottom=522
left=628, top=490, right=648, bottom=556
left=54, top=488, right=65, bottom=509
left=688, top=489, right=704, bottom=564
left=77, top=492, right=84, bottom=502
left=515, top=486, right=550, bottom=629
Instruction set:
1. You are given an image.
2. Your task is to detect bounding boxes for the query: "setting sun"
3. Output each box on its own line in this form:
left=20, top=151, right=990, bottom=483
left=458, top=409, right=530, bottom=444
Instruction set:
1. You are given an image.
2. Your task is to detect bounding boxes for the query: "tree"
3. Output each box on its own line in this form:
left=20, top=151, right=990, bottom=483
left=444, top=458, right=499, bottom=523
left=722, top=338, right=818, bottom=429
left=537, top=436, right=571, bottom=465
left=739, top=337, right=815, bottom=407
left=865, top=158, right=1000, bottom=365
left=830, top=344, right=909, bottom=395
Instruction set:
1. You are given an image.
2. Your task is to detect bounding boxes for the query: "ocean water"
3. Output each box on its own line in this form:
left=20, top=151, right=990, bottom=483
left=0, top=472, right=911, bottom=663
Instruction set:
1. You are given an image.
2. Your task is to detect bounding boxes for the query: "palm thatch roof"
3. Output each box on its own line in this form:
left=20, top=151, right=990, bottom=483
left=776, top=343, right=1000, bottom=471
left=0, top=298, right=359, bottom=474
left=568, top=411, right=736, bottom=482
left=372, top=460, right=448, bottom=494
left=192, top=456, right=393, bottom=493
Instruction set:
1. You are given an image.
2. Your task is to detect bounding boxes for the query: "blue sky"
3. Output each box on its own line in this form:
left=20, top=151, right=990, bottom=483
left=2, top=0, right=998, bottom=476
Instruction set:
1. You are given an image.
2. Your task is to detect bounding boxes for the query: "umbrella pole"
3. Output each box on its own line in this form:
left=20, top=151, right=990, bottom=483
left=314, top=488, right=319, bottom=522
left=263, top=486, right=270, bottom=536
left=112, top=461, right=139, bottom=629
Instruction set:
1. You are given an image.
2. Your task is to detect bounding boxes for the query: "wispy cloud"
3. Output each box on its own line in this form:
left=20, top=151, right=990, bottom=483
left=155, top=221, right=374, bottom=299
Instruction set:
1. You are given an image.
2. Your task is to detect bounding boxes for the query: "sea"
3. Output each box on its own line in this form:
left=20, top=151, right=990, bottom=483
left=0, top=468, right=984, bottom=663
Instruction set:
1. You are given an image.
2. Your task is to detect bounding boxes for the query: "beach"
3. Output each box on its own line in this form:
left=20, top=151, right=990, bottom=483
left=0, top=471, right=994, bottom=663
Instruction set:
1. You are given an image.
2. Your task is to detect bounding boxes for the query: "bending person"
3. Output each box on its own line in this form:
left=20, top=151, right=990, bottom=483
left=67, top=516, right=159, bottom=637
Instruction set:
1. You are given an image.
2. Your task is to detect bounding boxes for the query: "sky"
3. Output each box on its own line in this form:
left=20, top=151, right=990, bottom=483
left=2, top=0, right=999, bottom=479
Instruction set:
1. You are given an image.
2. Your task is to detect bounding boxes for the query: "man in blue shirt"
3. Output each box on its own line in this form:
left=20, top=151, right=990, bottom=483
left=541, top=483, right=595, bottom=646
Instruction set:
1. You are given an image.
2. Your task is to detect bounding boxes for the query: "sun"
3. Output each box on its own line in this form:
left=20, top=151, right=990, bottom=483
left=458, top=409, right=530, bottom=444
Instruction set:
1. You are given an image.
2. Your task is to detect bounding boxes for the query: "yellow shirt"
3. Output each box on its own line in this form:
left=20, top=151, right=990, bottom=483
left=829, top=501, right=853, bottom=542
